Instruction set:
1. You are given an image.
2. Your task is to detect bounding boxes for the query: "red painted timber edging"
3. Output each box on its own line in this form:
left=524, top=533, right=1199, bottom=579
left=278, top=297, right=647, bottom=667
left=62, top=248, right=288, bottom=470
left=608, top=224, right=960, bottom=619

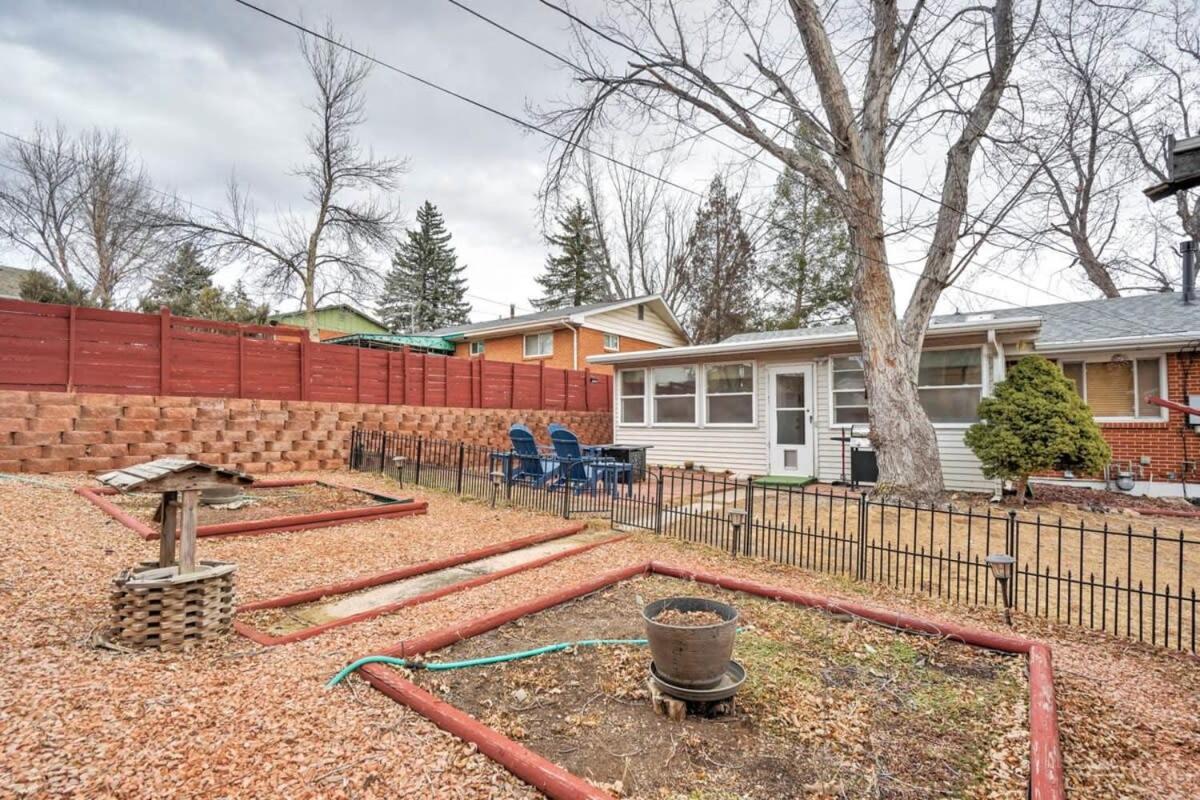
left=351, top=561, right=1064, bottom=800
left=235, top=530, right=626, bottom=646
left=76, top=480, right=427, bottom=540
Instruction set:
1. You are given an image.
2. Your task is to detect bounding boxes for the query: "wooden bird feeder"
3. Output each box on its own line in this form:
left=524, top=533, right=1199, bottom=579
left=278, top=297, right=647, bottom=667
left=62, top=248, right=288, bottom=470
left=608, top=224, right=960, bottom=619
left=97, top=459, right=254, bottom=650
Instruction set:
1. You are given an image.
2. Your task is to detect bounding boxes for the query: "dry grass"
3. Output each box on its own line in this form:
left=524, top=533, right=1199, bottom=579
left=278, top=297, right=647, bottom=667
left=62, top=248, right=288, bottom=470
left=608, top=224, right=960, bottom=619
left=0, top=469, right=1198, bottom=798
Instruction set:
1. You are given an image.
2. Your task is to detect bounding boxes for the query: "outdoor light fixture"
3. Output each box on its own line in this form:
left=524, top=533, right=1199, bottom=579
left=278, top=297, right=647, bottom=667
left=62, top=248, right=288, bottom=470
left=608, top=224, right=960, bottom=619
left=727, top=508, right=748, bottom=557
left=489, top=470, right=506, bottom=508
left=985, top=554, right=1016, bottom=626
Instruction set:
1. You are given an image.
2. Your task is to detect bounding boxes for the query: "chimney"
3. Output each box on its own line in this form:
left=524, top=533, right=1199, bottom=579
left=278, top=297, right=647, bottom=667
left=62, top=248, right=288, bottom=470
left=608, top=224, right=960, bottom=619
left=509, top=303, right=516, bottom=318
left=1183, top=240, right=1197, bottom=305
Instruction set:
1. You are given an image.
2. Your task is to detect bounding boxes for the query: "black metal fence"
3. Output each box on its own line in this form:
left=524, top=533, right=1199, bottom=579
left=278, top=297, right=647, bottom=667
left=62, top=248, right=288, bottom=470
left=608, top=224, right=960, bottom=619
left=350, top=428, right=1200, bottom=654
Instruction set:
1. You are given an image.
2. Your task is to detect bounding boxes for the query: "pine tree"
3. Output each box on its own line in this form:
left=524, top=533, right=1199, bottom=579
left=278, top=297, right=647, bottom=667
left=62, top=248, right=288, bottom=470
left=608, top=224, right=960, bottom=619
left=533, top=200, right=609, bottom=310
left=760, top=153, right=853, bottom=330
left=378, top=201, right=471, bottom=332
left=138, top=244, right=270, bottom=322
left=681, top=177, right=755, bottom=344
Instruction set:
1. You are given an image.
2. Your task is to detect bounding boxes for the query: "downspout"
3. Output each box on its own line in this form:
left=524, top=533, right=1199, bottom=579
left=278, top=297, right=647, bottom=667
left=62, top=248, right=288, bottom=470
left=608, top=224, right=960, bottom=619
left=987, top=329, right=1006, bottom=387
left=565, top=322, right=580, bottom=370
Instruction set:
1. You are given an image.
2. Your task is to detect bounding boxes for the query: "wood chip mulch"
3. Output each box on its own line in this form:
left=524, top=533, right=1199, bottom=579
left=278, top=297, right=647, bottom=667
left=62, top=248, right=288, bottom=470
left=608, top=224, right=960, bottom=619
left=1, top=469, right=1198, bottom=798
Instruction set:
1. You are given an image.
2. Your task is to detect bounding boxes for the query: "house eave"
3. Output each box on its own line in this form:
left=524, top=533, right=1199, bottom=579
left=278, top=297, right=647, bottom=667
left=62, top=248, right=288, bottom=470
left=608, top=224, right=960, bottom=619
left=586, top=316, right=1044, bottom=365
left=1034, top=331, right=1200, bottom=354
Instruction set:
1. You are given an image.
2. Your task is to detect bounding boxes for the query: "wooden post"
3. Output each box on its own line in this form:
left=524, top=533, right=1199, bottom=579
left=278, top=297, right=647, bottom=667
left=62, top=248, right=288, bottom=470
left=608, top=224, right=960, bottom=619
left=178, top=489, right=199, bottom=574
left=510, top=363, right=516, bottom=409
left=159, top=306, right=171, bottom=396
left=385, top=350, right=393, bottom=405
left=237, top=326, right=245, bottom=398
left=584, top=368, right=591, bottom=411
left=300, top=337, right=310, bottom=401
left=400, top=346, right=409, bottom=404
left=158, top=491, right=178, bottom=568
left=355, top=347, right=362, bottom=403
left=66, top=305, right=77, bottom=392
left=539, top=361, right=546, bottom=409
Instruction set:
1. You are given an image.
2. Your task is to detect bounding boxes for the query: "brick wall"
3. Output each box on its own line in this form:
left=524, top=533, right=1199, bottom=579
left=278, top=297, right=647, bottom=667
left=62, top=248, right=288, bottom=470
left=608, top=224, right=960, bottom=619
left=0, top=390, right=612, bottom=475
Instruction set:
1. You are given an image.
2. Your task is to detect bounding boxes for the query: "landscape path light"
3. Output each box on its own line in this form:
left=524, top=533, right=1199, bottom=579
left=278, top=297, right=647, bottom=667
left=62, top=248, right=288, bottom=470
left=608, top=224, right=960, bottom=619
left=489, top=470, right=506, bottom=508
left=985, top=553, right=1016, bottom=626
left=727, top=508, right=747, bottom=556
left=391, top=455, right=406, bottom=486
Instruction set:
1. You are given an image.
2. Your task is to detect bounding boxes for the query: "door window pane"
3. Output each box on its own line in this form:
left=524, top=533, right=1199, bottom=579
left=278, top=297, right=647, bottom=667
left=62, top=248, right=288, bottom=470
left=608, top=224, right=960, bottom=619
left=776, top=409, right=806, bottom=445
left=783, top=450, right=798, bottom=469
left=776, top=374, right=806, bottom=409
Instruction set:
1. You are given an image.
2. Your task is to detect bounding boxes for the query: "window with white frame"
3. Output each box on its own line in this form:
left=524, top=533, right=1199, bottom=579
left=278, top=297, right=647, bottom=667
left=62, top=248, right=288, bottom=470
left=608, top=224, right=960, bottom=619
left=618, top=369, right=646, bottom=424
left=832, top=348, right=984, bottom=425
left=469, top=340, right=485, bottom=355
left=523, top=332, right=553, bottom=358
left=653, top=366, right=696, bottom=424
left=1060, top=357, right=1163, bottom=419
left=917, top=348, right=983, bottom=423
left=603, top=332, right=620, bottom=351
left=705, top=363, right=754, bottom=424
left=831, top=355, right=869, bottom=425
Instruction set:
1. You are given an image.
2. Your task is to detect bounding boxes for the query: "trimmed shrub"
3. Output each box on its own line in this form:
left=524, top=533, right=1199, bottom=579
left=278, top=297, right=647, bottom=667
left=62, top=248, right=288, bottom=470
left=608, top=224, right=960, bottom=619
left=965, top=355, right=1110, bottom=499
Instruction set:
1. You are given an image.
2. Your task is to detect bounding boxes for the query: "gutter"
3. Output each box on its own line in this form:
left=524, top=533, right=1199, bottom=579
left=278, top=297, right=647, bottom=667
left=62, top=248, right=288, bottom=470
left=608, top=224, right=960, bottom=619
left=588, top=315, right=1044, bottom=365
left=1034, top=331, right=1200, bottom=354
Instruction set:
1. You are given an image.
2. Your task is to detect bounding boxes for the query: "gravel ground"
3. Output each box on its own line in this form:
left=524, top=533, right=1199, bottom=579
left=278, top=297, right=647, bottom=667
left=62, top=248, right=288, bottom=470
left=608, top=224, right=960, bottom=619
left=1, top=470, right=1198, bottom=799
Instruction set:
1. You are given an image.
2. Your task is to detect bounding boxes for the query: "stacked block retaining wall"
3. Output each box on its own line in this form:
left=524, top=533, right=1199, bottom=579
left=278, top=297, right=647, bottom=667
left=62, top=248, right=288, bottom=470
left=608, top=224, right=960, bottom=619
left=0, top=390, right=612, bottom=474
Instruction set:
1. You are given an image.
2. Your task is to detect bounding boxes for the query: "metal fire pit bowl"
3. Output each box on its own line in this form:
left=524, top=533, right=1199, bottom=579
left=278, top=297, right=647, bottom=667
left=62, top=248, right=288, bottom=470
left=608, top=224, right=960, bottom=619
left=649, top=659, right=745, bottom=702
left=643, top=596, right=739, bottom=690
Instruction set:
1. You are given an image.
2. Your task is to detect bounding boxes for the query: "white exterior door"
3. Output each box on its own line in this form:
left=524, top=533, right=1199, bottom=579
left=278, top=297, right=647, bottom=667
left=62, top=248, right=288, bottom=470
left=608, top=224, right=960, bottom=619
left=767, top=364, right=815, bottom=476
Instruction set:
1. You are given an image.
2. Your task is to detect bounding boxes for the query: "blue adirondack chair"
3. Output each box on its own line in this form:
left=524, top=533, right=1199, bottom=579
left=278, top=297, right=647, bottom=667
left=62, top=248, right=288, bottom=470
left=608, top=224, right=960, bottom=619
left=549, top=426, right=631, bottom=495
left=507, top=424, right=553, bottom=486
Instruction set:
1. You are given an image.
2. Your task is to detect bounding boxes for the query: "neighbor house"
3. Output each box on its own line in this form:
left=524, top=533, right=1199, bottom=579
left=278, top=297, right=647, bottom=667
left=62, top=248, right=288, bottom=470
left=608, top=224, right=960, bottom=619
left=0, top=266, right=32, bottom=300
left=589, top=292, right=1200, bottom=497
left=423, top=295, right=688, bottom=374
left=268, top=304, right=389, bottom=341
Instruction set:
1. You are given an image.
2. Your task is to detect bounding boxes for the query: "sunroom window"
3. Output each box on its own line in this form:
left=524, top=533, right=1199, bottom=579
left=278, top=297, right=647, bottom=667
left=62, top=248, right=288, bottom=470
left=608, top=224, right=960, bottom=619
left=618, top=369, right=646, bottom=425
left=831, top=355, right=869, bottom=425
left=705, top=363, right=754, bottom=424
left=653, top=366, right=696, bottom=424
left=832, top=348, right=983, bottom=425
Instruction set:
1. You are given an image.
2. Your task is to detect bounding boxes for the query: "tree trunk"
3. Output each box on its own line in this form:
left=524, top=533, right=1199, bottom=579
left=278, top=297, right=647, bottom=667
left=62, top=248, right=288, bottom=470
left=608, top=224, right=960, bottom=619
left=851, top=225, right=944, bottom=502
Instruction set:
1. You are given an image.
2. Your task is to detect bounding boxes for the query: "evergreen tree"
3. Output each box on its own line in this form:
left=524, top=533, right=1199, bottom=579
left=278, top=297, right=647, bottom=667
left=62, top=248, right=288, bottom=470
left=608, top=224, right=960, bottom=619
left=760, top=152, right=853, bottom=329
left=965, top=356, right=1111, bottom=503
left=681, top=177, right=755, bottom=344
left=378, top=201, right=471, bottom=332
left=19, top=270, right=92, bottom=306
left=533, top=200, right=609, bottom=310
left=138, top=244, right=270, bottom=323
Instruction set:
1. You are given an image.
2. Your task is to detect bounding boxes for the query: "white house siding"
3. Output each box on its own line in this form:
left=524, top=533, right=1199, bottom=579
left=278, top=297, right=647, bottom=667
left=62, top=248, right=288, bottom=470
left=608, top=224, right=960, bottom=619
left=586, top=304, right=687, bottom=347
left=612, top=338, right=1000, bottom=493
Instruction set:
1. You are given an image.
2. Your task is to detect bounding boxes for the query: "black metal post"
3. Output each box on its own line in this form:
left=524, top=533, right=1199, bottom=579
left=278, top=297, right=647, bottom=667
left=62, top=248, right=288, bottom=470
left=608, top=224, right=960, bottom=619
left=1182, top=240, right=1196, bottom=304
left=455, top=442, right=465, bottom=495
left=415, top=437, right=423, bottom=485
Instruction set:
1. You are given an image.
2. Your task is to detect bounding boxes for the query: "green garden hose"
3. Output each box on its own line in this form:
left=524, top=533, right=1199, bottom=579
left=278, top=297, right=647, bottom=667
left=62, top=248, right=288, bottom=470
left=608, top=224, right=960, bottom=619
left=325, top=638, right=649, bottom=688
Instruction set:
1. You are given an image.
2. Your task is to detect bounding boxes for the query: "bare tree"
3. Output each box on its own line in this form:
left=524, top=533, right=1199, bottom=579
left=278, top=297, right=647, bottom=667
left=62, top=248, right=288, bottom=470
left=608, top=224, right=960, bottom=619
left=0, top=123, right=178, bottom=307
left=1117, top=0, right=1200, bottom=245
left=185, top=22, right=406, bottom=338
left=542, top=0, right=1027, bottom=499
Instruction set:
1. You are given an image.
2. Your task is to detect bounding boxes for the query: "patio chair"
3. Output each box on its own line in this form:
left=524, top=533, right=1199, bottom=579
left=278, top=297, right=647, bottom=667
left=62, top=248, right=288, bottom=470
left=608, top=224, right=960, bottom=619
left=507, top=424, right=554, bottom=487
left=548, top=427, right=632, bottom=496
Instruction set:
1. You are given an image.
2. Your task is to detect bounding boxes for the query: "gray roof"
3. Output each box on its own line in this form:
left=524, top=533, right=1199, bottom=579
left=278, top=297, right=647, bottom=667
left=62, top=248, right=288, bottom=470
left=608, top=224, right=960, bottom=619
left=423, top=295, right=663, bottom=337
left=724, top=292, right=1200, bottom=347
left=0, top=266, right=31, bottom=299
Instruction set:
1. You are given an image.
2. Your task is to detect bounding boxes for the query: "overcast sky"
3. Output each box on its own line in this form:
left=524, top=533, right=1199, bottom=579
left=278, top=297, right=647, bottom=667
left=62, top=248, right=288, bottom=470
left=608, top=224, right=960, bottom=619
left=0, top=0, right=1145, bottom=322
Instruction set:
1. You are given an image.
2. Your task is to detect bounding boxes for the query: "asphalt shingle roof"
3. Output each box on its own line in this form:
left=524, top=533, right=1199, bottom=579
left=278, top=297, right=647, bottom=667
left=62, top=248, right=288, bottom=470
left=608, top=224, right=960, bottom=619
left=723, top=292, right=1200, bottom=346
left=0, top=265, right=30, bottom=299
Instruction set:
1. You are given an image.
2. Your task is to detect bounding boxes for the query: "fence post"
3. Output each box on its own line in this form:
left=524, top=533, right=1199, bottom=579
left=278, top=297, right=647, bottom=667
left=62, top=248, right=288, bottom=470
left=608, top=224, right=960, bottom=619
left=236, top=325, right=246, bottom=398
left=63, top=305, right=77, bottom=392
left=300, top=336, right=310, bottom=401
left=654, top=467, right=664, bottom=534
left=743, top=478, right=754, bottom=556
left=159, top=306, right=171, bottom=395
left=857, top=493, right=869, bottom=581
left=355, top=347, right=362, bottom=403
left=385, top=351, right=393, bottom=405
left=379, top=430, right=388, bottom=475
left=455, top=442, right=465, bottom=494
left=415, top=437, right=423, bottom=484
left=539, top=361, right=546, bottom=408
left=400, top=346, right=409, bottom=404
left=1006, top=509, right=1018, bottom=610
left=584, top=368, right=591, bottom=411
left=561, top=465, right=572, bottom=519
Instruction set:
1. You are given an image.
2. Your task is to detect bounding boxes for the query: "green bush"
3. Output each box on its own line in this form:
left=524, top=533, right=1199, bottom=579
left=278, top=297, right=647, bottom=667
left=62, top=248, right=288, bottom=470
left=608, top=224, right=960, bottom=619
left=965, top=355, right=1110, bottom=498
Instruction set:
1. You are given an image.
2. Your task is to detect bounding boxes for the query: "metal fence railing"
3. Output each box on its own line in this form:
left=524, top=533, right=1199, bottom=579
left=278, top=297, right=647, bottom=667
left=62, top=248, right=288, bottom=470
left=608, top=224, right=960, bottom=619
left=350, top=428, right=1200, bottom=654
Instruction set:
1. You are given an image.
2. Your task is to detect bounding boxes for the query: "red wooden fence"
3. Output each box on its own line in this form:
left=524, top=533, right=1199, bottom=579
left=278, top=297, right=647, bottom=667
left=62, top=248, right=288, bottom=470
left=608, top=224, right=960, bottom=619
left=0, top=299, right=612, bottom=411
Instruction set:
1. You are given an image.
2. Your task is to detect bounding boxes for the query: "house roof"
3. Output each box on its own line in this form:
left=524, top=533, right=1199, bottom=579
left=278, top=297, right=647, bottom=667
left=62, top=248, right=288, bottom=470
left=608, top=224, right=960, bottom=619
left=588, top=291, right=1200, bottom=365
left=268, top=303, right=387, bottom=331
left=0, top=265, right=31, bottom=299
left=97, top=458, right=254, bottom=492
left=324, top=332, right=456, bottom=353
left=421, top=295, right=688, bottom=341
left=725, top=291, right=1199, bottom=348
